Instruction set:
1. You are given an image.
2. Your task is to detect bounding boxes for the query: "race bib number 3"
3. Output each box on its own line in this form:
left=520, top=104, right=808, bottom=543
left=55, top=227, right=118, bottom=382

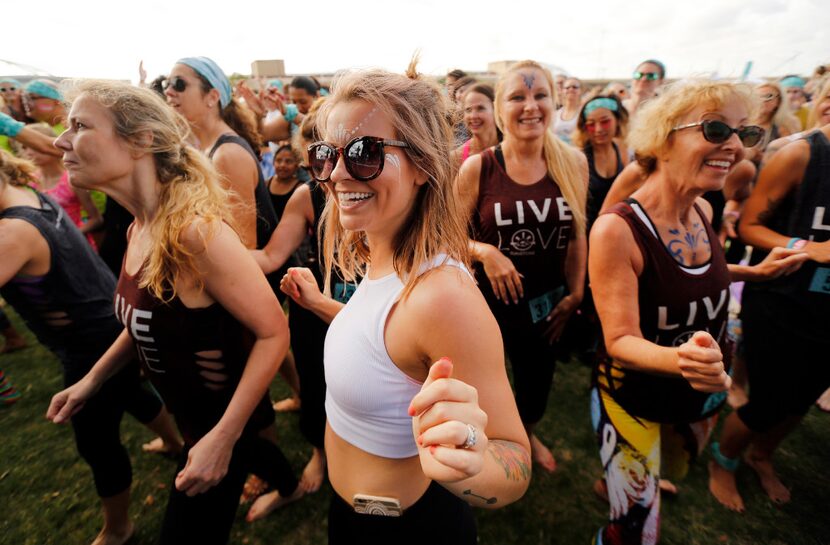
left=808, top=267, right=830, bottom=295
left=528, top=286, right=565, bottom=323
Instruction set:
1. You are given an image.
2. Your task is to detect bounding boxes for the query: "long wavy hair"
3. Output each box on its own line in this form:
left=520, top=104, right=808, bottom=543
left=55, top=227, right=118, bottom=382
left=65, top=80, right=238, bottom=301
left=493, top=60, right=588, bottom=237
left=0, top=149, right=38, bottom=188
left=316, top=58, right=469, bottom=299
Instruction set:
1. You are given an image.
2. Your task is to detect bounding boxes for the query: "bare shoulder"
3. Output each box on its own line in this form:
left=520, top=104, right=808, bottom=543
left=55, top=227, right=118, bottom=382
left=589, top=212, right=637, bottom=257
left=694, top=196, right=714, bottom=223
left=180, top=217, right=239, bottom=256
left=405, top=264, right=491, bottom=326
left=457, top=153, right=483, bottom=189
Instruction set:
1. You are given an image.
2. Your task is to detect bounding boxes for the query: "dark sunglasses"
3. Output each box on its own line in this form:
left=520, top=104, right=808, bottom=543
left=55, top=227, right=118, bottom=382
left=307, top=136, right=409, bottom=182
left=163, top=76, right=187, bottom=93
left=0, top=86, right=16, bottom=92
left=633, top=71, right=661, bottom=81
left=672, top=120, right=765, bottom=147
left=760, top=93, right=780, bottom=102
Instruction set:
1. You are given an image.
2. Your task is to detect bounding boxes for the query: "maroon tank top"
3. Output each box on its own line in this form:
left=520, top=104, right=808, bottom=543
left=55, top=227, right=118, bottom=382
left=115, top=264, right=274, bottom=444
left=473, top=147, right=575, bottom=324
left=596, top=199, right=731, bottom=423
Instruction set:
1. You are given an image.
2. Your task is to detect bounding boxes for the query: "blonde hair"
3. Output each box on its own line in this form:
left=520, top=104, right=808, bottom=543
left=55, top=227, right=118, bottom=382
left=628, top=80, right=758, bottom=174
left=494, top=60, right=587, bottom=236
left=0, top=149, right=39, bottom=188
left=64, top=80, right=237, bottom=301
left=807, top=76, right=830, bottom=129
left=316, top=58, right=469, bottom=299
left=755, top=81, right=800, bottom=139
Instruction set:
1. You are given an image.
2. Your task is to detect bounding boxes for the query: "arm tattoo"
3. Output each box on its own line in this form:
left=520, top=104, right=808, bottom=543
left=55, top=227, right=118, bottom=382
left=488, top=440, right=531, bottom=482
left=463, top=489, right=497, bottom=505
left=666, top=223, right=710, bottom=265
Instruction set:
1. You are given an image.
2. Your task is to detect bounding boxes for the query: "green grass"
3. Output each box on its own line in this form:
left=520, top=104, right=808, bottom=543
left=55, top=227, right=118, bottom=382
left=1, top=307, right=828, bottom=544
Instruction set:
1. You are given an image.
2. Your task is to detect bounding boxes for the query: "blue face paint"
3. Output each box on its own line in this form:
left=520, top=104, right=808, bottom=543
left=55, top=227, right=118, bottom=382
left=521, top=72, right=536, bottom=90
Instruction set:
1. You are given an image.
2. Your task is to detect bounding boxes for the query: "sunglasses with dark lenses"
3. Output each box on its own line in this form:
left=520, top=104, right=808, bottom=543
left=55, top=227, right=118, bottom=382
left=633, top=71, right=661, bottom=81
left=0, top=87, right=16, bottom=92
left=672, top=120, right=765, bottom=147
left=307, top=136, right=409, bottom=182
left=760, top=93, right=780, bottom=102
left=163, top=76, right=187, bottom=93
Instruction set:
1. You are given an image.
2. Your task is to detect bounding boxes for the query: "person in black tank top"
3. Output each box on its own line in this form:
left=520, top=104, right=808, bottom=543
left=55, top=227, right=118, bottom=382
left=457, top=61, right=589, bottom=474
left=589, top=80, right=807, bottom=544
left=709, top=118, right=830, bottom=513
left=251, top=107, right=361, bottom=514
left=0, top=149, right=180, bottom=545
left=48, top=81, right=301, bottom=545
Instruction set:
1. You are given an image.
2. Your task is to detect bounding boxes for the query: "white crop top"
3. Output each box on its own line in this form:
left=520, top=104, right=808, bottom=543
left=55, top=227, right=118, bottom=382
left=324, top=255, right=470, bottom=459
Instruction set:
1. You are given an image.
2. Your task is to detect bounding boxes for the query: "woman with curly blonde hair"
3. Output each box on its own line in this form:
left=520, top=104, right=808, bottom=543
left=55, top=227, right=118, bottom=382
left=589, top=79, right=806, bottom=544
left=47, top=80, right=301, bottom=544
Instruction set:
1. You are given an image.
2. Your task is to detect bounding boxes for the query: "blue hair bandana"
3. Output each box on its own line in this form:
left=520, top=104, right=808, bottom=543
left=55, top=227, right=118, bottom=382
left=780, top=76, right=805, bottom=89
left=177, top=56, right=232, bottom=108
left=584, top=97, right=618, bottom=117
left=24, top=79, right=62, bottom=101
left=0, top=77, right=22, bottom=87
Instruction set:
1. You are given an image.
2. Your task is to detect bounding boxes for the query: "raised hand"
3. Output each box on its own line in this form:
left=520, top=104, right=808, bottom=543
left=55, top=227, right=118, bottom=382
left=409, top=358, right=489, bottom=483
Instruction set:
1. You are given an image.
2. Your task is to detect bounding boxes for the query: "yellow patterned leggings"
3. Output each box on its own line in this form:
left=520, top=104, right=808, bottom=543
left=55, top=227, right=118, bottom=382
left=590, top=388, right=718, bottom=545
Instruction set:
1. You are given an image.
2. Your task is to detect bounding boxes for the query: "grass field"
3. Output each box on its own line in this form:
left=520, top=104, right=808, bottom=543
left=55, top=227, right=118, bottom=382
left=1, top=307, right=828, bottom=545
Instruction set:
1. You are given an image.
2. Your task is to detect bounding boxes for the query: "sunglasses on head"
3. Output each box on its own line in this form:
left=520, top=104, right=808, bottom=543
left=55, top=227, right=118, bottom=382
left=308, top=136, right=409, bottom=182
left=672, top=120, right=765, bottom=147
left=633, top=71, right=661, bottom=81
left=163, top=76, right=188, bottom=93
left=0, top=86, right=16, bottom=92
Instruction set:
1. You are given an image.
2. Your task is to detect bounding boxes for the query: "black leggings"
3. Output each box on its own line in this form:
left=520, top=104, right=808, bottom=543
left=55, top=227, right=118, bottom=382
left=66, top=361, right=161, bottom=498
left=328, top=481, right=477, bottom=545
left=159, top=434, right=299, bottom=545
left=502, top=322, right=560, bottom=425
left=288, top=299, right=328, bottom=448
left=737, top=290, right=830, bottom=432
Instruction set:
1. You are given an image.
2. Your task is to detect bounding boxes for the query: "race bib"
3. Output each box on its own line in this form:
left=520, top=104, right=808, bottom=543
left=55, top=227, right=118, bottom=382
left=333, top=282, right=357, bottom=303
left=808, top=267, right=830, bottom=295
left=528, top=286, right=565, bottom=324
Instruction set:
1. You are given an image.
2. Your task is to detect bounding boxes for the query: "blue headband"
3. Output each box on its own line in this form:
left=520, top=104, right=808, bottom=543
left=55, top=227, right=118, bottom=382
left=268, top=79, right=284, bottom=91
left=0, top=77, right=21, bottom=87
left=25, top=79, right=62, bottom=101
left=780, top=76, right=805, bottom=89
left=584, top=98, right=618, bottom=117
left=177, top=56, right=232, bottom=108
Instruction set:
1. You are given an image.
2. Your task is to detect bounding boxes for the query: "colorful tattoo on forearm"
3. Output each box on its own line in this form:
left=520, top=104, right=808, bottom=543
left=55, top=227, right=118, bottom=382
left=488, top=440, right=531, bottom=482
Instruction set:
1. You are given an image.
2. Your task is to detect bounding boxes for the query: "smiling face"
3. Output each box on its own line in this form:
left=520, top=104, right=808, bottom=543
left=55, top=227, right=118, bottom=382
left=273, top=147, right=299, bottom=180
left=815, top=84, right=830, bottom=127
left=463, top=91, right=495, bottom=138
left=53, top=94, right=135, bottom=191
left=563, top=78, right=581, bottom=103
left=584, top=107, right=617, bottom=146
left=664, top=97, right=749, bottom=193
left=165, top=64, right=216, bottom=123
left=499, top=69, right=554, bottom=141
left=324, top=99, right=426, bottom=238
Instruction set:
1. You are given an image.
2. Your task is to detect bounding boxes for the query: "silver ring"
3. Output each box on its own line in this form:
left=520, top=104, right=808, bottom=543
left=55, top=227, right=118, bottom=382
left=462, top=424, right=477, bottom=449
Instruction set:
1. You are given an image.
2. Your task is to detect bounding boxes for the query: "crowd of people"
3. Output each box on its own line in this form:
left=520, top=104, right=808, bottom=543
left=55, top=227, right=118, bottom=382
left=0, top=54, right=828, bottom=545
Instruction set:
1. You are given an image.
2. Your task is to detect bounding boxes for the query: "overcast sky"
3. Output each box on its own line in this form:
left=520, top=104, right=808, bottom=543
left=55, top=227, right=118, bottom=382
left=5, top=0, right=828, bottom=82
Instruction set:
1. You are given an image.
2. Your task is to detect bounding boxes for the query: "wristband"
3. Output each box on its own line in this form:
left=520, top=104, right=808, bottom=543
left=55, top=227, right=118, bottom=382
left=284, top=103, right=299, bottom=123
left=786, top=237, right=804, bottom=249
left=0, top=112, right=25, bottom=138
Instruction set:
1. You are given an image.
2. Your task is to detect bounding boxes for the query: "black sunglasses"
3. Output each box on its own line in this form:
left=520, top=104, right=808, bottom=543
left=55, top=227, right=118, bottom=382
left=0, top=86, right=16, bottom=92
left=633, top=71, right=661, bottom=81
left=307, top=136, right=409, bottom=182
left=672, top=120, right=765, bottom=147
left=163, top=76, right=187, bottom=93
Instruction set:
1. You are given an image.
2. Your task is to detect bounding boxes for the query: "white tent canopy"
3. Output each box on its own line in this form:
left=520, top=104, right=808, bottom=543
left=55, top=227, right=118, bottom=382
left=0, top=59, right=54, bottom=78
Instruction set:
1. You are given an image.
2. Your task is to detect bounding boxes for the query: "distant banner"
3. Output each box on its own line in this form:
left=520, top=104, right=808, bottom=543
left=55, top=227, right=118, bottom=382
left=740, top=61, right=753, bottom=81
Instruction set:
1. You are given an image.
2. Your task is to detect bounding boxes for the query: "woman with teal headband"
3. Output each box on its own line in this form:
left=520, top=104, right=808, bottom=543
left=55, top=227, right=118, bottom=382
left=23, top=79, right=66, bottom=133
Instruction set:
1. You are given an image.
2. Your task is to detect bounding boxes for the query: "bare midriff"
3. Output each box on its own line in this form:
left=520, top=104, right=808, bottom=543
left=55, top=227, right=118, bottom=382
left=325, top=423, right=431, bottom=509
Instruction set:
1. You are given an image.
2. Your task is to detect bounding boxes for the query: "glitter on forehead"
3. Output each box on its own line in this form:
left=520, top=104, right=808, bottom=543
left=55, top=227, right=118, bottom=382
left=385, top=153, right=401, bottom=170
left=331, top=107, right=378, bottom=143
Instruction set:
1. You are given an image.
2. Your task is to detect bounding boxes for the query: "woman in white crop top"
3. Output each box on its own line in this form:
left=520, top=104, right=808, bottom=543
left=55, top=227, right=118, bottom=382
left=280, top=60, right=531, bottom=543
